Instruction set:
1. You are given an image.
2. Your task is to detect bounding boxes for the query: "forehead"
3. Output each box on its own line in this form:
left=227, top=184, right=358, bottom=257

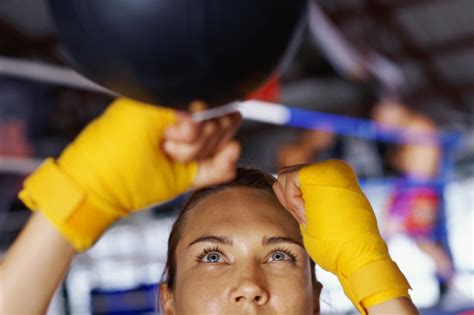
left=181, top=187, right=300, bottom=240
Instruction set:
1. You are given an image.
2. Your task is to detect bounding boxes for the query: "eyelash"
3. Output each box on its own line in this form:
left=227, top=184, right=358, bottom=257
left=195, top=246, right=225, bottom=263
left=195, top=246, right=298, bottom=263
left=270, top=247, right=298, bottom=263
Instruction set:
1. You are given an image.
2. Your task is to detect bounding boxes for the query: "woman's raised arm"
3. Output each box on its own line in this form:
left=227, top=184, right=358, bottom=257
left=274, top=160, right=419, bottom=315
left=0, top=98, right=240, bottom=314
left=0, top=212, right=75, bottom=314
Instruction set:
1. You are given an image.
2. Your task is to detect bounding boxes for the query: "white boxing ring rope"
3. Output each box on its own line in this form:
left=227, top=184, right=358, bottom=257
left=0, top=56, right=463, bottom=176
left=0, top=56, right=117, bottom=96
left=0, top=157, right=43, bottom=175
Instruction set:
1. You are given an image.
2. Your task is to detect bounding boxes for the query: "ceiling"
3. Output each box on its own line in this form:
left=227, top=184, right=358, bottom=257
left=316, top=0, right=474, bottom=116
left=0, top=0, right=472, bottom=126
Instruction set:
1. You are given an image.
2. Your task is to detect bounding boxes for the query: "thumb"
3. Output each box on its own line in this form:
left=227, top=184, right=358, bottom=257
left=193, top=141, right=240, bottom=189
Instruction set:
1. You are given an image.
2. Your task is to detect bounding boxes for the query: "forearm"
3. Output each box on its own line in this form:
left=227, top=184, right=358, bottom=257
left=0, top=212, right=75, bottom=314
left=368, top=297, right=419, bottom=315
left=297, top=161, right=413, bottom=314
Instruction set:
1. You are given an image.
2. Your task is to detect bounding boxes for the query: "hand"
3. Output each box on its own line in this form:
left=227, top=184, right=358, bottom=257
left=19, top=98, right=241, bottom=251
left=272, top=164, right=307, bottom=225
left=163, top=109, right=241, bottom=188
left=273, top=160, right=410, bottom=313
left=274, top=161, right=389, bottom=273
left=56, top=98, right=240, bottom=211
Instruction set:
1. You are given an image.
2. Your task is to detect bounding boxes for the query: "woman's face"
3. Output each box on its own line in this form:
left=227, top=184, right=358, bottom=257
left=161, top=187, right=319, bottom=315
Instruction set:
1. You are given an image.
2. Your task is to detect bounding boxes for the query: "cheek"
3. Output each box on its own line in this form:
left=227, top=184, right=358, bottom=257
left=173, top=268, right=230, bottom=314
left=266, top=265, right=316, bottom=313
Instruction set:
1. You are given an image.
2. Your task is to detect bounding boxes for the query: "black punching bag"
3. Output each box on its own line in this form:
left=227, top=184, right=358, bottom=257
left=48, top=0, right=307, bottom=109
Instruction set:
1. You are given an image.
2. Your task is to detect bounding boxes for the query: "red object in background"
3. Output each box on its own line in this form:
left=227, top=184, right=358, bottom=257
left=247, top=73, right=281, bottom=102
left=0, top=120, right=33, bottom=157
left=388, top=185, right=440, bottom=239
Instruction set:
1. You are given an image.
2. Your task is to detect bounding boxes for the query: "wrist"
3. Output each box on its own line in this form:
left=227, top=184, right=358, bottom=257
left=363, top=289, right=410, bottom=309
left=297, top=160, right=411, bottom=313
left=338, top=259, right=411, bottom=314
left=19, top=158, right=122, bottom=252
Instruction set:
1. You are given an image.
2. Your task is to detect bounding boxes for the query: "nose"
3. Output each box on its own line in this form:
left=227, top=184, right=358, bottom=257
left=230, top=274, right=269, bottom=306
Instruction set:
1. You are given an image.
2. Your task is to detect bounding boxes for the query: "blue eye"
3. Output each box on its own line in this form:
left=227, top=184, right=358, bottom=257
left=196, top=246, right=226, bottom=264
left=268, top=249, right=297, bottom=263
left=203, top=252, right=223, bottom=263
left=270, top=251, right=291, bottom=262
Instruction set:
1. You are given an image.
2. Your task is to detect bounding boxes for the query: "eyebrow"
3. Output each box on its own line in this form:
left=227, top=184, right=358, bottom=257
left=187, top=235, right=304, bottom=249
left=188, top=235, right=234, bottom=248
left=262, top=236, right=304, bottom=249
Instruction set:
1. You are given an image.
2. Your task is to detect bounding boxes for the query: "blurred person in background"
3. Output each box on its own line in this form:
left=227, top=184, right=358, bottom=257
left=277, top=129, right=336, bottom=170
left=0, top=77, right=111, bottom=248
left=0, top=77, right=47, bottom=215
left=372, top=98, right=455, bottom=303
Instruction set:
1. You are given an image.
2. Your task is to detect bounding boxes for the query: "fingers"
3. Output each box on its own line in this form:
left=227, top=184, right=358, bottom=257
left=163, top=119, right=218, bottom=162
left=285, top=182, right=305, bottom=214
left=164, top=112, right=200, bottom=143
left=273, top=166, right=307, bottom=225
left=193, top=141, right=241, bottom=189
left=163, top=112, right=241, bottom=163
left=195, top=119, right=222, bottom=158
left=213, top=112, right=242, bottom=152
left=273, top=181, right=287, bottom=208
left=211, top=140, right=240, bottom=179
left=272, top=181, right=292, bottom=215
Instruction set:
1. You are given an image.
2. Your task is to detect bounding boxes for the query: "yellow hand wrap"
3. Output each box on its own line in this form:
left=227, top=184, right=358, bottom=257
left=299, top=160, right=410, bottom=314
left=19, top=98, right=197, bottom=252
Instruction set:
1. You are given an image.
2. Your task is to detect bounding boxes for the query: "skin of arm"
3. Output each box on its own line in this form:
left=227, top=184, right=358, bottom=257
left=395, top=115, right=441, bottom=179
left=0, top=212, right=75, bottom=314
left=367, top=297, right=419, bottom=315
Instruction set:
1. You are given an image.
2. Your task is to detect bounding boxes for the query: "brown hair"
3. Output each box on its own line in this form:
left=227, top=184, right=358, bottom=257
left=159, top=167, right=318, bottom=292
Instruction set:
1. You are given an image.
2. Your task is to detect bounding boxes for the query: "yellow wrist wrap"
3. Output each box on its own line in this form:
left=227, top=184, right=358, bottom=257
left=299, top=160, right=410, bottom=314
left=19, top=98, right=197, bottom=252
left=19, top=159, right=122, bottom=251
